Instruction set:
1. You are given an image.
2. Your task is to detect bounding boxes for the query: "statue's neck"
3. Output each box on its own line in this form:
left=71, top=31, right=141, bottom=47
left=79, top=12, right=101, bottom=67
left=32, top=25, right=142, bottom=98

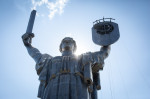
left=62, top=50, right=73, bottom=56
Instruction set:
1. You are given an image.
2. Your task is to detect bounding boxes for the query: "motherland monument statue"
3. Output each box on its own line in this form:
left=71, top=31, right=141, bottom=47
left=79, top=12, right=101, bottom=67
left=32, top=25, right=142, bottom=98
left=22, top=10, right=120, bottom=99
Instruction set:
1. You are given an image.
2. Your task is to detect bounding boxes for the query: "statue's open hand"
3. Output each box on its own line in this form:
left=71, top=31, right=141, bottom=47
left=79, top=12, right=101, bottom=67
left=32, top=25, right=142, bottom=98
left=22, top=33, right=34, bottom=46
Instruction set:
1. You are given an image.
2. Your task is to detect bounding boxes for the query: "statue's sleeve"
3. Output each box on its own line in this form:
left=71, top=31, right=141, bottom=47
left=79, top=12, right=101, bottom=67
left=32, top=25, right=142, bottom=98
left=82, top=53, right=93, bottom=87
left=81, top=46, right=110, bottom=94
left=37, top=56, right=51, bottom=98
left=91, top=45, right=111, bottom=72
left=26, top=46, right=52, bottom=74
left=81, top=45, right=110, bottom=73
left=99, top=45, right=111, bottom=60
left=26, top=46, right=42, bottom=62
left=26, top=46, right=53, bottom=98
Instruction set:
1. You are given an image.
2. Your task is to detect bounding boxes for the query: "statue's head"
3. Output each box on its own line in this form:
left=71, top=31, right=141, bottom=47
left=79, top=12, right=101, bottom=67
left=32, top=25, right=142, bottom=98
left=59, top=37, right=77, bottom=53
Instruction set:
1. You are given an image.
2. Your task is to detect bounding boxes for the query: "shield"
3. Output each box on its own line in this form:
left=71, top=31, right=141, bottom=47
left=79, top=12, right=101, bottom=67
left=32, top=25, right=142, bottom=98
left=92, top=19, right=120, bottom=46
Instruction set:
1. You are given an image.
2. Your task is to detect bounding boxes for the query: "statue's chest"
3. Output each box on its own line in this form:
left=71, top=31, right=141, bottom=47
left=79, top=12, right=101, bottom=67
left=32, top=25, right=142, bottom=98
left=49, top=56, right=82, bottom=74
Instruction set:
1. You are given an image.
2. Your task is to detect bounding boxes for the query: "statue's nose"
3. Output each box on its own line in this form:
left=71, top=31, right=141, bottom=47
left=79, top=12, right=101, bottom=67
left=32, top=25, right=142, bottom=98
left=66, top=41, right=69, bottom=43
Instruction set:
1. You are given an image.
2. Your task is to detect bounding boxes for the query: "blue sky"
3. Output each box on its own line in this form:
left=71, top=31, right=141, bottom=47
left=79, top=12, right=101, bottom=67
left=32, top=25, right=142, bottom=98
left=0, top=0, right=150, bottom=99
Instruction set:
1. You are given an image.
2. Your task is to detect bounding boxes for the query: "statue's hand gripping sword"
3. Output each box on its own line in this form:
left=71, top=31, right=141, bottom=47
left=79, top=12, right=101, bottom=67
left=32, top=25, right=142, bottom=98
left=22, top=10, right=36, bottom=45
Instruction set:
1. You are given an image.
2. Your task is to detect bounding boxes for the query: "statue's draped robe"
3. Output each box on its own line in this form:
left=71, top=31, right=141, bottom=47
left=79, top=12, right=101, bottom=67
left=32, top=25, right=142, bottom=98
left=27, top=46, right=110, bottom=99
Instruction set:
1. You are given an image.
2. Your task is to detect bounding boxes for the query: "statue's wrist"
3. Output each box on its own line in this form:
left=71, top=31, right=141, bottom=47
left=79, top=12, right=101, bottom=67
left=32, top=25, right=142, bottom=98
left=25, top=43, right=32, bottom=48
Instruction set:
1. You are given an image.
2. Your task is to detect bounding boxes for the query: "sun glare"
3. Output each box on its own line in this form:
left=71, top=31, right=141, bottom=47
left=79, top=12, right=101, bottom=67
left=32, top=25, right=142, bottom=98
left=75, top=43, right=88, bottom=55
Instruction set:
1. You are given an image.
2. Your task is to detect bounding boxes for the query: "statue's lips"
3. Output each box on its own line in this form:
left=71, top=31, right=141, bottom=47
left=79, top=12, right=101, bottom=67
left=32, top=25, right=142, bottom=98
left=64, top=46, right=70, bottom=50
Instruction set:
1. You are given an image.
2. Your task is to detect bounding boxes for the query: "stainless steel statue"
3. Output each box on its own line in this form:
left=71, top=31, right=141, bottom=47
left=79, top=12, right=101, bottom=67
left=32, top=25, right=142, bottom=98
left=22, top=10, right=119, bottom=99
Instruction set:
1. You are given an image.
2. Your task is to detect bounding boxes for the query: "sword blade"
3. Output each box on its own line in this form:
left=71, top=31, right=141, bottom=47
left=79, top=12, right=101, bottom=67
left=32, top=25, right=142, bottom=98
left=26, top=10, right=36, bottom=33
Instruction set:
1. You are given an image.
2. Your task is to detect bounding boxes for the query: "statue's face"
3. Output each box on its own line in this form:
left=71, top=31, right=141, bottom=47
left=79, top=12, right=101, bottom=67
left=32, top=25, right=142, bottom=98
left=61, top=38, right=75, bottom=52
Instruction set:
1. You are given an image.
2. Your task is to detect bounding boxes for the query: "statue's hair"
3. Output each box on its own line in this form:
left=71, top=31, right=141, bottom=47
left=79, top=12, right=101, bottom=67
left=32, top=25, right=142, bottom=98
left=59, top=37, right=77, bottom=53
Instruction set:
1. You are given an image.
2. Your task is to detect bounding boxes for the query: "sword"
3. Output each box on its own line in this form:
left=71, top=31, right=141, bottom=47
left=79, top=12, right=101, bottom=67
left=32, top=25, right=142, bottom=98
left=23, top=10, right=36, bottom=44
left=26, top=10, right=36, bottom=38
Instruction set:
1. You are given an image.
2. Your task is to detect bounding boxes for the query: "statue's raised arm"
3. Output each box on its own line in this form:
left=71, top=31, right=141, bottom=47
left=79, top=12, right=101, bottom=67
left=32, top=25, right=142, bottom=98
left=90, top=18, right=119, bottom=99
left=100, top=45, right=111, bottom=59
left=92, top=45, right=111, bottom=72
left=22, top=10, right=53, bottom=75
left=22, top=32, right=42, bottom=64
left=91, top=17, right=120, bottom=72
left=22, top=33, right=52, bottom=75
left=22, top=32, right=53, bottom=98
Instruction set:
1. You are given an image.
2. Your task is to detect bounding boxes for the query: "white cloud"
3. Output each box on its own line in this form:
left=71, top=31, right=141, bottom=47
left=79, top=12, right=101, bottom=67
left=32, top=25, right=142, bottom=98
left=31, top=0, right=68, bottom=20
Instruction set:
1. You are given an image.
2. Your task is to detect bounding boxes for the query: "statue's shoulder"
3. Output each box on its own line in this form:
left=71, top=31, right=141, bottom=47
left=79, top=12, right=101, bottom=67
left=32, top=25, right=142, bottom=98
left=53, top=56, right=61, bottom=59
left=37, top=54, right=53, bottom=63
left=80, top=52, right=93, bottom=65
left=42, top=54, right=53, bottom=59
left=75, top=52, right=92, bottom=60
left=81, top=52, right=93, bottom=57
left=51, top=56, right=62, bottom=61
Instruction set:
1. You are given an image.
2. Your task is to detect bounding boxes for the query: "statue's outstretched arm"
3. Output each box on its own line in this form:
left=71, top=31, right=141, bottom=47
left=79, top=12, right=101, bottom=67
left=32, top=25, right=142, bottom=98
left=81, top=45, right=111, bottom=73
left=90, top=45, right=111, bottom=72
left=22, top=33, right=42, bottom=63
left=100, top=45, right=111, bottom=60
left=22, top=33, right=52, bottom=98
left=22, top=33, right=52, bottom=74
